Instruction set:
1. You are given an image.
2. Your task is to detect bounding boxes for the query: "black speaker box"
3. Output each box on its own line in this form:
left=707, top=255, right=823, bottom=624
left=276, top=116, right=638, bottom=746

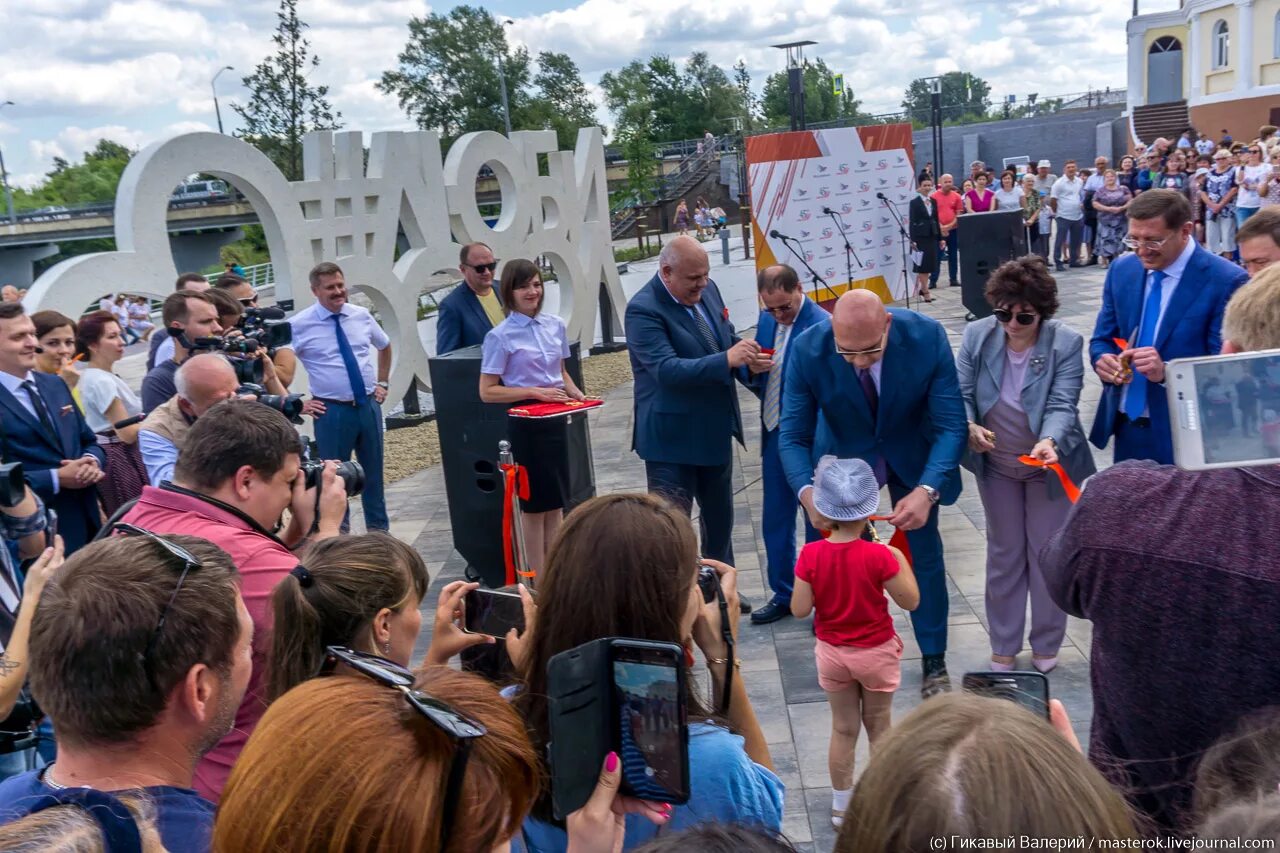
left=428, top=343, right=595, bottom=588
left=956, top=210, right=1028, bottom=319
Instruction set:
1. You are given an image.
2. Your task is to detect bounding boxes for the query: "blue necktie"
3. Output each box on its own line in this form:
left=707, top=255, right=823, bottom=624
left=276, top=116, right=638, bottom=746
left=330, top=313, right=367, bottom=404
left=1123, top=269, right=1165, bottom=421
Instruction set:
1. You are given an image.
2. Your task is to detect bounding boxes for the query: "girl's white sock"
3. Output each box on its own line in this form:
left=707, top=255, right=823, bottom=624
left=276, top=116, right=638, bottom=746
left=832, top=787, right=853, bottom=813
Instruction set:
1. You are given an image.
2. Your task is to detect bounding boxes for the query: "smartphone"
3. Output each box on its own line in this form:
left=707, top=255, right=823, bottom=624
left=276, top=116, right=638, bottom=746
left=45, top=509, right=58, bottom=549
left=462, top=588, right=525, bottom=638
left=1167, top=349, right=1280, bottom=470
left=610, top=640, right=690, bottom=804
left=962, top=671, right=1050, bottom=719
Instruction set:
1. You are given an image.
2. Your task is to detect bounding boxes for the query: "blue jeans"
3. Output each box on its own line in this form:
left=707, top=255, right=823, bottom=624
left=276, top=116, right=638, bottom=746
left=644, top=460, right=734, bottom=565
left=1235, top=206, right=1260, bottom=229
left=760, top=427, right=820, bottom=604
left=929, top=232, right=959, bottom=286
left=313, top=399, right=388, bottom=531
left=888, top=474, right=948, bottom=656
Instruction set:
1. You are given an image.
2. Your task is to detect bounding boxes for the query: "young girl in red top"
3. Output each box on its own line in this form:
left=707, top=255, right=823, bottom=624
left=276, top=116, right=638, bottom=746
left=790, top=456, right=919, bottom=828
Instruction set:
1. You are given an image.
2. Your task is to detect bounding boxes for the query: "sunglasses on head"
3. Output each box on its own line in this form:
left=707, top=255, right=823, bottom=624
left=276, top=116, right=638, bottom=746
left=322, top=646, right=486, bottom=850
left=992, top=307, right=1038, bottom=326
left=111, top=524, right=203, bottom=693
left=465, top=262, right=498, bottom=274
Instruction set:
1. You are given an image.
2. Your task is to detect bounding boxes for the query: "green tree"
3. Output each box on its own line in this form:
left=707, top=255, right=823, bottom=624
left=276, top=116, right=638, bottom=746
left=232, top=0, right=342, bottom=181
left=601, top=53, right=744, bottom=142
left=529, top=50, right=599, bottom=148
left=901, top=71, right=991, bottom=127
left=733, top=60, right=759, bottom=131
left=618, top=124, right=658, bottom=205
left=13, top=139, right=133, bottom=209
left=761, top=58, right=868, bottom=128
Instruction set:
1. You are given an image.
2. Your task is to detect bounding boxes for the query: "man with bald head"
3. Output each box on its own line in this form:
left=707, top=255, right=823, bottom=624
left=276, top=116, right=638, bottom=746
left=627, top=236, right=767, bottom=595
left=780, top=289, right=967, bottom=696
left=138, top=353, right=241, bottom=485
left=746, top=264, right=830, bottom=624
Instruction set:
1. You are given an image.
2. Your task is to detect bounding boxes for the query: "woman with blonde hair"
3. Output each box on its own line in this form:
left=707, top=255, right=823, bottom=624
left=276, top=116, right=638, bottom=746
left=835, top=693, right=1137, bottom=851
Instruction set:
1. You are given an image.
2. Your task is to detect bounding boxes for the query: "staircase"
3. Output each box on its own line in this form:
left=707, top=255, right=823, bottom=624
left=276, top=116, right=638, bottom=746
left=610, top=147, right=720, bottom=239
left=1132, top=100, right=1190, bottom=149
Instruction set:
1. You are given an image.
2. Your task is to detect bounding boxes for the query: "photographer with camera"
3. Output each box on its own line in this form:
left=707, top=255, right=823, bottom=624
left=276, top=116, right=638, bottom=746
left=203, top=288, right=293, bottom=400
left=141, top=290, right=222, bottom=413
left=148, top=273, right=210, bottom=372
left=213, top=272, right=297, bottom=387
left=117, top=397, right=347, bottom=802
left=138, top=353, right=240, bottom=486
left=1043, top=262, right=1280, bottom=833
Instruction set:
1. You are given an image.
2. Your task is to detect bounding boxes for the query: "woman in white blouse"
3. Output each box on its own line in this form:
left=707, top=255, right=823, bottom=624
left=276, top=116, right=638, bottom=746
left=75, top=310, right=147, bottom=514
left=479, top=259, right=589, bottom=571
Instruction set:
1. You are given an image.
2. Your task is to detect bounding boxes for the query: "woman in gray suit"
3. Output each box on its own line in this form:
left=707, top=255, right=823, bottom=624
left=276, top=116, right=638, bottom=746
left=956, top=256, right=1096, bottom=675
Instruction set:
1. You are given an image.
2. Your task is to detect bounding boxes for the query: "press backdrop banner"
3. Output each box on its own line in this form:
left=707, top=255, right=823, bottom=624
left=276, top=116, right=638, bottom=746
left=746, top=124, right=915, bottom=305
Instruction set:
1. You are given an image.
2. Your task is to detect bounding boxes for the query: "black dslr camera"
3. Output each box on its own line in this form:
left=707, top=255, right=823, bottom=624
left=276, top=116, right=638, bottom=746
left=190, top=336, right=264, bottom=385
left=238, top=383, right=305, bottom=424
left=238, top=307, right=292, bottom=354
left=0, top=462, right=25, bottom=508
left=299, top=438, right=364, bottom=497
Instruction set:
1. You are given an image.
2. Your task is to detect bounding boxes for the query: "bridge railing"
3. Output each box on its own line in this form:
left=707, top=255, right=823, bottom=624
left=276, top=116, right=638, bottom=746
left=207, top=261, right=274, bottom=289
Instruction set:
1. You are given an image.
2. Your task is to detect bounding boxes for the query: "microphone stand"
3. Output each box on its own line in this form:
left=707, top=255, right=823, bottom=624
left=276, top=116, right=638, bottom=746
left=825, top=209, right=862, bottom=301
left=776, top=234, right=833, bottom=305
left=879, top=195, right=913, bottom=310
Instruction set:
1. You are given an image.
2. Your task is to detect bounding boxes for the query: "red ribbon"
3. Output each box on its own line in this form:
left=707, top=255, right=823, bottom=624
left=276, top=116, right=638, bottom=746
left=1113, top=337, right=1129, bottom=351
left=499, top=462, right=531, bottom=585
left=820, top=516, right=913, bottom=566
left=1017, top=455, right=1081, bottom=503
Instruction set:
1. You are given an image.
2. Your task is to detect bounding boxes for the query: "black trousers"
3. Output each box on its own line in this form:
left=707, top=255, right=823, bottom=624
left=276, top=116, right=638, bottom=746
left=644, top=460, right=735, bottom=565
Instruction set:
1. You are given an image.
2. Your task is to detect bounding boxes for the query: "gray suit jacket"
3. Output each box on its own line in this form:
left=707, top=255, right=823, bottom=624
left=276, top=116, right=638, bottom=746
left=956, top=316, right=1096, bottom=499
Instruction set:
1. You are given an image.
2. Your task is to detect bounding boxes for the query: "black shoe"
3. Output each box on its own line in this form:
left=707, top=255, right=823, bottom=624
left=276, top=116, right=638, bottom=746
left=750, top=597, right=790, bottom=625
left=948, top=279, right=960, bottom=288
left=1068, top=262, right=1083, bottom=268
left=921, top=654, right=952, bottom=699
left=1054, top=262, right=1066, bottom=271
left=1087, top=256, right=1099, bottom=266
left=738, top=596, right=752, bottom=614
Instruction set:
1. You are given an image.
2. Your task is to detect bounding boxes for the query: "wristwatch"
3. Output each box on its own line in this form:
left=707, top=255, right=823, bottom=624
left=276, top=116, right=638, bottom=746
left=375, top=381, right=389, bottom=389
left=919, top=484, right=941, bottom=504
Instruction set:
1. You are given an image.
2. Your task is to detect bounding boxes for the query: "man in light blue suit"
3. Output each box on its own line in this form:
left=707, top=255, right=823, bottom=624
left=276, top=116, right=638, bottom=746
left=435, top=242, right=504, bottom=355
left=744, top=265, right=830, bottom=625
left=1089, top=189, right=1248, bottom=464
left=779, top=290, right=967, bottom=697
left=626, top=237, right=767, bottom=604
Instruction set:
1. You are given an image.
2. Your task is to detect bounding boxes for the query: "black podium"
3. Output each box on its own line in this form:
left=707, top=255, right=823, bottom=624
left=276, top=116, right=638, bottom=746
left=956, top=209, right=1027, bottom=320
left=428, top=343, right=596, bottom=588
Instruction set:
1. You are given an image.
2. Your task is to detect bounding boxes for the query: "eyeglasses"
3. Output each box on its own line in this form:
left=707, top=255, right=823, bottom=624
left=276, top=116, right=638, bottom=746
left=464, top=262, right=498, bottom=274
left=238, top=296, right=258, bottom=307
left=322, top=646, right=486, bottom=849
left=835, top=342, right=885, bottom=357
left=113, top=523, right=203, bottom=691
left=993, top=307, right=1038, bottom=326
left=1248, top=149, right=1262, bottom=154
left=1122, top=233, right=1178, bottom=252
left=763, top=301, right=799, bottom=315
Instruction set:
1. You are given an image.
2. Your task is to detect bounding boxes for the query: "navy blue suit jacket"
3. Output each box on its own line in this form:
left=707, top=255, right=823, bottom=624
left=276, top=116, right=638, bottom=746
left=779, top=308, right=967, bottom=504
left=436, top=283, right=494, bottom=355
left=746, top=297, right=830, bottom=428
left=0, top=372, right=105, bottom=553
left=626, top=274, right=746, bottom=467
left=1088, top=245, right=1247, bottom=450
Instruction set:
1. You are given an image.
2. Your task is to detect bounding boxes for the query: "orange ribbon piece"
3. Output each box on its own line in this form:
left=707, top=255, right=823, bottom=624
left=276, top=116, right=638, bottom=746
left=1113, top=337, right=1129, bottom=350
left=1017, top=455, right=1081, bottom=503
left=499, top=462, right=532, bottom=585
left=817, top=516, right=913, bottom=565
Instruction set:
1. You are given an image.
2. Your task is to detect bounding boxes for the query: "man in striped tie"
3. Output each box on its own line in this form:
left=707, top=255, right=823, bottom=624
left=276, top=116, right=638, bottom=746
left=626, top=237, right=767, bottom=611
left=747, top=265, right=830, bottom=625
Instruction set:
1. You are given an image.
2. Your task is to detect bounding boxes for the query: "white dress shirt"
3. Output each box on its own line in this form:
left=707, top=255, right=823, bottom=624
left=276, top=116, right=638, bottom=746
left=289, top=301, right=391, bottom=401
left=1122, top=236, right=1197, bottom=416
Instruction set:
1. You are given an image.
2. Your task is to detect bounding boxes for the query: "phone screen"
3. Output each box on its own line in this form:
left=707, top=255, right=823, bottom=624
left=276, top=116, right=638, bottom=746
left=462, top=589, right=525, bottom=638
left=612, top=653, right=688, bottom=803
left=1180, top=352, right=1280, bottom=466
left=961, top=671, right=1050, bottom=719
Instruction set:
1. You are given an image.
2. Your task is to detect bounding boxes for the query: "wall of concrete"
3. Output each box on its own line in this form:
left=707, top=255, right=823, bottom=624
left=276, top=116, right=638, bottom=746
left=169, top=227, right=244, bottom=275
left=910, top=107, right=1128, bottom=177
left=0, top=244, right=59, bottom=287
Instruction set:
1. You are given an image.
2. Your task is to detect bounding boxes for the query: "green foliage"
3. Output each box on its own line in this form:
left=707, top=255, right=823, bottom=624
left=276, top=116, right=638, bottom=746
left=761, top=58, right=870, bottom=128
left=901, top=71, right=992, bottom=125
left=601, top=51, right=746, bottom=142
left=378, top=6, right=600, bottom=147
left=618, top=125, right=658, bottom=204
left=12, top=139, right=133, bottom=210
left=733, top=60, right=759, bottom=131
left=613, top=244, right=660, bottom=263
left=220, top=224, right=270, bottom=269
left=232, top=0, right=342, bottom=181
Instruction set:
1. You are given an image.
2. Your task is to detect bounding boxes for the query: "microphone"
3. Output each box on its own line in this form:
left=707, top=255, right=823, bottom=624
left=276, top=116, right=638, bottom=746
left=112, top=414, right=145, bottom=430
left=34, top=346, right=43, bottom=354
left=821, top=206, right=836, bottom=215
left=769, top=229, right=787, bottom=240
left=876, top=192, right=888, bottom=200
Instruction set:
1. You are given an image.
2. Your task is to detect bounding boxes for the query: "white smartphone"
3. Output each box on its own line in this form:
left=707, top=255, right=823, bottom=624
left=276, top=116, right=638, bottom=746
left=1166, top=348, right=1280, bottom=470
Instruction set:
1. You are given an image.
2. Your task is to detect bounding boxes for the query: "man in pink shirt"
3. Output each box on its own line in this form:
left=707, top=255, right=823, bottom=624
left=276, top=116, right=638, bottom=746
left=929, top=174, right=965, bottom=288
left=120, top=398, right=347, bottom=801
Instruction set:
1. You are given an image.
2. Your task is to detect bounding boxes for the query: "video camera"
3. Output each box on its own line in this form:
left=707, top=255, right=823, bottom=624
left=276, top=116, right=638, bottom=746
left=237, top=383, right=305, bottom=424
left=190, top=336, right=264, bottom=385
left=0, top=462, right=25, bottom=509
left=300, top=438, right=365, bottom=497
left=238, top=307, right=292, bottom=354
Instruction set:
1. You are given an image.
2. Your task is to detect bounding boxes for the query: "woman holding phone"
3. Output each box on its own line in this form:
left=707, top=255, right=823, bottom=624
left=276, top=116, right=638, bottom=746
left=479, top=259, right=591, bottom=572
left=511, top=493, right=784, bottom=851
left=956, top=257, right=1095, bottom=675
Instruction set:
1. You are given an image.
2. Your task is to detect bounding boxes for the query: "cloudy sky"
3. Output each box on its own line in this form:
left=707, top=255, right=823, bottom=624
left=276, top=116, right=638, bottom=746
left=0, top=0, right=1180, bottom=189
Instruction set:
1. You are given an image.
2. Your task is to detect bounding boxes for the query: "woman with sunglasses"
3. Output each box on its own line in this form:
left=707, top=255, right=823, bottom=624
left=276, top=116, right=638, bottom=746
left=511, top=493, right=783, bottom=851
left=955, top=257, right=1095, bottom=675
left=479, top=259, right=591, bottom=574
left=1235, top=145, right=1269, bottom=228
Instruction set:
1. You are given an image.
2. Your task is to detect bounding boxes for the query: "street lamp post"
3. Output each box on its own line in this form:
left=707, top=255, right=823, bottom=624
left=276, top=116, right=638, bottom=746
left=497, top=19, right=515, bottom=136
left=212, top=66, right=235, bottom=135
left=0, top=101, right=14, bottom=225
left=772, top=41, right=816, bottom=132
